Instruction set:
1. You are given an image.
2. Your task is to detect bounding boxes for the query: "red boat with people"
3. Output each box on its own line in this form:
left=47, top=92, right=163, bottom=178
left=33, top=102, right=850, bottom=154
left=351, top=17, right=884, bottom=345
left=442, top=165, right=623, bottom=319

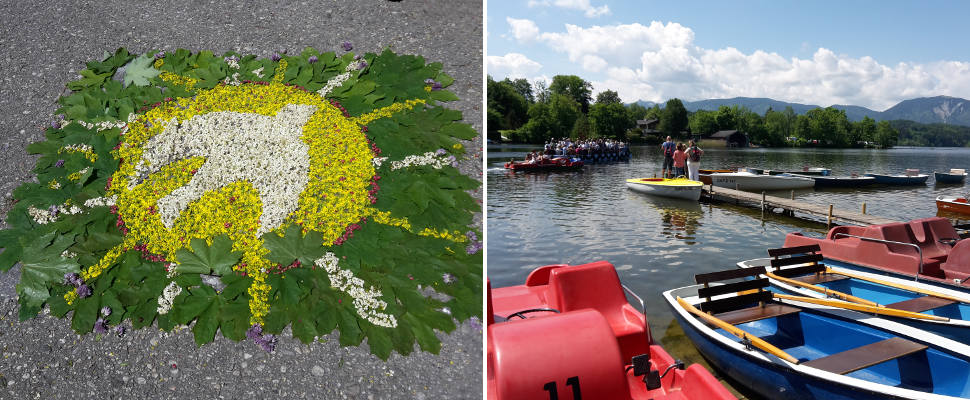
left=504, top=156, right=584, bottom=172
left=487, top=261, right=735, bottom=400
left=784, top=217, right=970, bottom=288
left=937, top=195, right=970, bottom=215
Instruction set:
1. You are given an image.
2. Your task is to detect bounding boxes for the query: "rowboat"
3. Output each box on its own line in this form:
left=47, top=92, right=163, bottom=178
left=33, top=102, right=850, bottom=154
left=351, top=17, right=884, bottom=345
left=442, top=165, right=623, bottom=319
left=769, top=167, right=832, bottom=176
left=664, top=265, right=970, bottom=400
left=626, top=178, right=703, bottom=201
left=488, top=261, right=735, bottom=400
left=504, top=157, right=583, bottom=171
left=935, top=169, right=967, bottom=184
left=738, top=244, right=970, bottom=343
left=864, top=171, right=930, bottom=185
left=783, top=217, right=970, bottom=290
left=937, top=195, right=970, bottom=215
left=697, top=169, right=736, bottom=185
left=709, top=171, right=814, bottom=191
left=785, top=173, right=876, bottom=188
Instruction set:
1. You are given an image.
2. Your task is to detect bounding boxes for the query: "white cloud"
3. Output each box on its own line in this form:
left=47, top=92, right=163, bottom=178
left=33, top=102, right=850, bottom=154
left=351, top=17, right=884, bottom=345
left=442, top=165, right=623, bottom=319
left=527, top=0, right=610, bottom=18
left=487, top=53, right=543, bottom=79
left=514, top=20, right=970, bottom=109
left=506, top=17, right=540, bottom=42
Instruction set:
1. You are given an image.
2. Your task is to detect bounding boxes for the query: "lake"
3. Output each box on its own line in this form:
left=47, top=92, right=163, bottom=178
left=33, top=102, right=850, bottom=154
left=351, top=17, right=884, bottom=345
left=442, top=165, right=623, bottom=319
left=486, top=144, right=970, bottom=397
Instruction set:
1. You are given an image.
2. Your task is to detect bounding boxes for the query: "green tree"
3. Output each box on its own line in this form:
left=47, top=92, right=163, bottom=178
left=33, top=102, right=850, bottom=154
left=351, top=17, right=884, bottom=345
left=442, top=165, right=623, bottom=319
left=589, top=102, right=631, bottom=139
left=764, top=108, right=790, bottom=146
left=571, top=113, right=592, bottom=139
left=548, top=94, right=582, bottom=139
left=534, top=80, right=551, bottom=103
left=659, top=98, right=688, bottom=137
left=853, top=116, right=877, bottom=145
left=514, top=102, right=556, bottom=143
left=794, top=114, right=811, bottom=141
left=503, top=78, right=535, bottom=103
left=715, top=105, right=736, bottom=131
left=805, top=107, right=850, bottom=146
left=595, top=89, right=623, bottom=105
left=627, top=103, right=648, bottom=121
left=875, top=120, right=899, bottom=148
left=486, top=76, right=529, bottom=141
left=689, top=110, right=718, bottom=136
left=549, top=75, right=593, bottom=112
left=644, top=105, right=662, bottom=121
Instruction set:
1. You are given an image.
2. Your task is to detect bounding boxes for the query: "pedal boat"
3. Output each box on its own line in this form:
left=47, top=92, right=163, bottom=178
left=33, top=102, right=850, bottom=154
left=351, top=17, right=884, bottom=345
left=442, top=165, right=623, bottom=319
left=488, top=261, right=735, bottom=400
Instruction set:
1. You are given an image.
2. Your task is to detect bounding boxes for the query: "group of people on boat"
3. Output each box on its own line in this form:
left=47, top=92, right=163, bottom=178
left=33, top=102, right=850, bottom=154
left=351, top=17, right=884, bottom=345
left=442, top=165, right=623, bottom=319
left=544, top=138, right=629, bottom=158
left=661, top=136, right=704, bottom=181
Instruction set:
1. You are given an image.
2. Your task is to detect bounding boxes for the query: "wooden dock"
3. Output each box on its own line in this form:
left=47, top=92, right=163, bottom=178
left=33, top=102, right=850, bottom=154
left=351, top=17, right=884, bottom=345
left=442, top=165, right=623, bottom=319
left=702, top=186, right=897, bottom=226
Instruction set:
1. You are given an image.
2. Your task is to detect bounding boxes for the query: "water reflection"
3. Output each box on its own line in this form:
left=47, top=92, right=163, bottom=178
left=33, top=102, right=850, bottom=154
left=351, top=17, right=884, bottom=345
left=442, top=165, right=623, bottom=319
left=632, top=196, right=704, bottom=245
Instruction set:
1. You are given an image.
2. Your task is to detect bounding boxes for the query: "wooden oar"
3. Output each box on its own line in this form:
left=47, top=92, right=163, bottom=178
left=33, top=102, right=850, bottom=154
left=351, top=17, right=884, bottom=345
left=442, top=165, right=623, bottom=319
left=676, top=296, right=799, bottom=364
left=773, top=293, right=950, bottom=322
left=766, top=271, right=880, bottom=306
left=826, top=267, right=968, bottom=304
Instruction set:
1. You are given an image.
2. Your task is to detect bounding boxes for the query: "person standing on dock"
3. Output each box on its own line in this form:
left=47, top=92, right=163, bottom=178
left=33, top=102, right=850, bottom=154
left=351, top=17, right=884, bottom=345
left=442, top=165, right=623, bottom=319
left=673, top=143, right=687, bottom=177
left=661, top=136, right=676, bottom=178
left=686, top=139, right=704, bottom=181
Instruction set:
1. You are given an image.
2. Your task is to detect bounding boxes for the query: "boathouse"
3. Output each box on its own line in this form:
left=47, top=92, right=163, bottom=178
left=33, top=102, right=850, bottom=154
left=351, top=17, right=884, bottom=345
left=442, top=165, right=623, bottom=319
left=709, top=130, right=748, bottom=147
left=636, top=119, right=660, bottom=137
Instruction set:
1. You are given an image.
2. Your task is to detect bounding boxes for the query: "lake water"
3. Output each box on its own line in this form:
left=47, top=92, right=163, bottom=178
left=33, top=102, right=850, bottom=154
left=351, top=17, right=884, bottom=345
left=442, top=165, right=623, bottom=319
left=486, top=144, right=970, bottom=397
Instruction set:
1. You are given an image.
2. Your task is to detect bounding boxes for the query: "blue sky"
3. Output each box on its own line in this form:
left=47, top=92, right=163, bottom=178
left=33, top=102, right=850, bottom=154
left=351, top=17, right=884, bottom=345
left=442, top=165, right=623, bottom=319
left=487, top=0, right=970, bottom=110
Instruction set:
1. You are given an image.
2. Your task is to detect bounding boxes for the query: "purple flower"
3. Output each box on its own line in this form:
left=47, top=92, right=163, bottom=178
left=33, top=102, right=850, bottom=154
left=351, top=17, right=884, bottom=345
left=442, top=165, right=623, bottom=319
left=246, top=324, right=263, bottom=340
left=154, top=51, right=166, bottom=59
left=54, top=159, right=65, bottom=168
left=272, top=53, right=282, bottom=62
left=465, top=241, right=482, bottom=255
left=101, top=306, right=112, bottom=317
left=465, top=231, right=477, bottom=242
left=432, top=82, right=442, bottom=91
left=342, top=41, right=353, bottom=51
left=357, top=60, right=368, bottom=70
left=48, top=205, right=59, bottom=217
left=354, top=54, right=362, bottom=61
left=115, top=325, right=126, bottom=337
left=435, top=148, right=447, bottom=156
left=469, top=316, right=482, bottom=331
left=50, top=120, right=60, bottom=129
left=94, top=318, right=108, bottom=334
left=254, top=334, right=277, bottom=352
left=224, top=55, right=238, bottom=63
left=442, top=273, right=456, bottom=284
left=308, top=55, right=318, bottom=64
left=76, top=284, right=92, bottom=298
left=63, top=272, right=80, bottom=287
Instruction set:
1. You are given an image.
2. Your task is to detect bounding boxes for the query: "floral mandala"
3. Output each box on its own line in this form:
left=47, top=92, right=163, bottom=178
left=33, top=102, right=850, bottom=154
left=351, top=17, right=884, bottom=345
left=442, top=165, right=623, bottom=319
left=0, top=47, right=481, bottom=358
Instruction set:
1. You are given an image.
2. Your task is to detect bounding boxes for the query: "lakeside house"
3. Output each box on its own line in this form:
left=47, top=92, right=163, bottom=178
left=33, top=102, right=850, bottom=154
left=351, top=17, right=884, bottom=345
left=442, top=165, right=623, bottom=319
left=708, top=130, right=748, bottom=147
left=636, top=119, right=660, bottom=137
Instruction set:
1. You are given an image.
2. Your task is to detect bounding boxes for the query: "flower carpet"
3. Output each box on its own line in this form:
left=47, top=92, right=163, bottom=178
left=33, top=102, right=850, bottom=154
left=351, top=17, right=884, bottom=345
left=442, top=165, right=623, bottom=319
left=0, top=46, right=481, bottom=359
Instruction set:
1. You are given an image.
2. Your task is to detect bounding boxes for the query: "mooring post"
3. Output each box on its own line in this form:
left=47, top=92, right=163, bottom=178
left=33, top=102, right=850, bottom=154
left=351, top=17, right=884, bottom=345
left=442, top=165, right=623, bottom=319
left=862, top=202, right=867, bottom=214
left=762, top=191, right=766, bottom=210
left=827, top=204, right=834, bottom=228
left=790, top=190, right=795, bottom=200
left=735, top=183, right=739, bottom=204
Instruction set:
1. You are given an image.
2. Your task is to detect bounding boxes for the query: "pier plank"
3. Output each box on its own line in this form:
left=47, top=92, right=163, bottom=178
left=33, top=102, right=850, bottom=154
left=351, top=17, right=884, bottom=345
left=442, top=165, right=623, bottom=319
left=702, top=187, right=897, bottom=226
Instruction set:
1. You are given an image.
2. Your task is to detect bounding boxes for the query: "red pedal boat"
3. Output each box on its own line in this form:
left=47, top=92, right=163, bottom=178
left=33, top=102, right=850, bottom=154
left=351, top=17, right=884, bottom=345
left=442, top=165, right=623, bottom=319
left=504, top=157, right=584, bottom=171
left=487, top=261, right=735, bottom=400
left=784, top=217, right=970, bottom=287
left=937, top=195, right=970, bottom=215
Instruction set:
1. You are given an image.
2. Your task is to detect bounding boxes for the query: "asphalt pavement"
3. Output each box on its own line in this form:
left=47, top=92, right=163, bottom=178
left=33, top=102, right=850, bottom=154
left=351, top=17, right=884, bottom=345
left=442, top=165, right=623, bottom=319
left=0, top=1, right=483, bottom=398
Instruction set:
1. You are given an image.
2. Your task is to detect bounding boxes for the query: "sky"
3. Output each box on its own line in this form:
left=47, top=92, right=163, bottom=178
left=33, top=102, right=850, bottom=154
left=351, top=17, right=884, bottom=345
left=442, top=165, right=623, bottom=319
left=486, top=0, right=970, bottom=111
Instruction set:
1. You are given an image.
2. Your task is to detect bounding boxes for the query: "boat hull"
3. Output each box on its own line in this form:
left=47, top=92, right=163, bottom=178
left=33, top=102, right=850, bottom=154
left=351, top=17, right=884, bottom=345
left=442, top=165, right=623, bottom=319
left=935, top=172, right=967, bottom=184
left=864, top=174, right=929, bottom=185
left=665, top=285, right=970, bottom=400
left=800, top=175, right=876, bottom=188
left=710, top=172, right=815, bottom=191
left=504, top=158, right=583, bottom=171
left=937, top=196, right=970, bottom=215
left=626, top=179, right=702, bottom=201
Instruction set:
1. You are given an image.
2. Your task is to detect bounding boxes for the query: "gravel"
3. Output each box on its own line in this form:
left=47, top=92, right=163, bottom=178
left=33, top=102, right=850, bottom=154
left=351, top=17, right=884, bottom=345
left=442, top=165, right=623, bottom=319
left=0, top=1, right=483, bottom=398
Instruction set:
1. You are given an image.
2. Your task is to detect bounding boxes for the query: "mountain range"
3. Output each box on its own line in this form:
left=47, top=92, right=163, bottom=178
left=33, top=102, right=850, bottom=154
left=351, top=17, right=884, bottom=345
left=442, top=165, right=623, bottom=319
left=634, top=96, right=970, bottom=127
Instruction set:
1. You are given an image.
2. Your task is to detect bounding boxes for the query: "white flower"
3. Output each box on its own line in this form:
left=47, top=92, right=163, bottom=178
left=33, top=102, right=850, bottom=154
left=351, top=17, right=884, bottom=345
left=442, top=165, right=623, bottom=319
left=315, top=252, right=397, bottom=328
left=371, top=157, right=388, bottom=168
left=156, top=281, right=182, bottom=314
left=83, top=195, right=117, bottom=208
left=252, top=67, right=265, bottom=78
left=316, top=60, right=364, bottom=98
left=130, top=104, right=316, bottom=235
left=389, top=152, right=452, bottom=170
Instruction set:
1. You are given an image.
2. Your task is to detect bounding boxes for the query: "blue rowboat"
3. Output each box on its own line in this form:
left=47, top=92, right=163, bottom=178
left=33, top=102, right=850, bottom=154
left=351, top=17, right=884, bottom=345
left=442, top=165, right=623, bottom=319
left=935, top=170, right=967, bottom=184
left=864, top=173, right=929, bottom=185
left=738, top=246, right=970, bottom=344
left=664, top=265, right=970, bottom=400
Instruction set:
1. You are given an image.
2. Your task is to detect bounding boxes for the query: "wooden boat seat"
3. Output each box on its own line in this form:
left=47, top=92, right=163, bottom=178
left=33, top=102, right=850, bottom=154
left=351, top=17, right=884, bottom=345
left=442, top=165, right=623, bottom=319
left=791, top=273, right=848, bottom=285
left=885, top=296, right=956, bottom=313
left=714, top=304, right=801, bottom=325
left=694, top=266, right=801, bottom=325
left=802, top=337, right=927, bottom=375
left=767, top=244, right=850, bottom=284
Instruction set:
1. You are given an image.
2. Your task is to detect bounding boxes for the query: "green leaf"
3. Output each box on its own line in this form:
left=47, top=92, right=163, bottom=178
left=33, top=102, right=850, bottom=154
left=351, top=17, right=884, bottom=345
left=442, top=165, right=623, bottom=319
left=70, top=294, right=100, bottom=333
left=123, top=54, right=161, bottom=87
left=67, top=69, right=111, bottom=90
left=174, top=235, right=241, bottom=276
left=336, top=306, right=363, bottom=346
left=364, top=324, right=394, bottom=360
left=404, top=313, right=441, bottom=354
left=16, top=232, right=80, bottom=317
left=289, top=304, right=318, bottom=344
left=193, top=300, right=221, bottom=345
left=263, top=224, right=326, bottom=266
